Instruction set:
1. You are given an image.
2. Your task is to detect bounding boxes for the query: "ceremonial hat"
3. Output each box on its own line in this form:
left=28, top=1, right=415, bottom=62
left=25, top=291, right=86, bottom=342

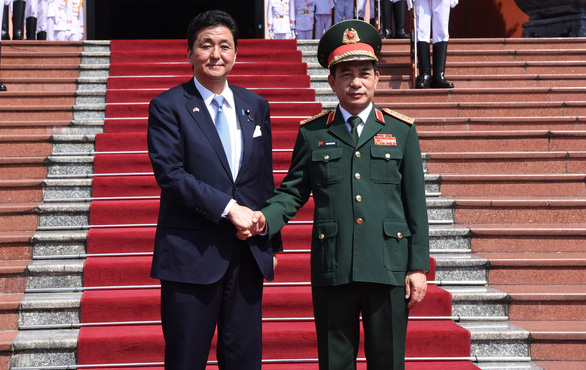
left=317, top=19, right=382, bottom=69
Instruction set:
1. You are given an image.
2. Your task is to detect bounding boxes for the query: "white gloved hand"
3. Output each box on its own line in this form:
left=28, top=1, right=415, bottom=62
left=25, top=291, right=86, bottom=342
left=450, top=0, right=458, bottom=8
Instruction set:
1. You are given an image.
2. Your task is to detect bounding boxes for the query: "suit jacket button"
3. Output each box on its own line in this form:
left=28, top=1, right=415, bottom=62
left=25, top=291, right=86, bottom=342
left=356, top=218, right=363, bottom=224
left=355, top=151, right=361, bottom=158
left=355, top=173, right=361, bottom=179
left=355, top=195, right=362, bottom=202
left=319, top=233, right=325, bottom=240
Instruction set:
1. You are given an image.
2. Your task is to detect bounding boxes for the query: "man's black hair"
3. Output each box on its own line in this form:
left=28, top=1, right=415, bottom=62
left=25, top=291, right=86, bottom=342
left=187, top=10, right=239, bottom=50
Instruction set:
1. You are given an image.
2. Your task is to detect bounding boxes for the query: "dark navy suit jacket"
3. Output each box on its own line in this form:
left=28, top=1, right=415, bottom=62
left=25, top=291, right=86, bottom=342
left=147, top=79, right=282, bottom=284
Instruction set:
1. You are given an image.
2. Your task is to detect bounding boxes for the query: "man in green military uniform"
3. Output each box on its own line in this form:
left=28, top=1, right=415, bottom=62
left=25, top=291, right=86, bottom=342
left=240, top=19, right=429, bottom=370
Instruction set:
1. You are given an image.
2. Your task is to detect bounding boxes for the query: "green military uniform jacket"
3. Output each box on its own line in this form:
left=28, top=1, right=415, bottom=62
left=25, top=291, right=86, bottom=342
left=263, top=103, right=430, bottom=287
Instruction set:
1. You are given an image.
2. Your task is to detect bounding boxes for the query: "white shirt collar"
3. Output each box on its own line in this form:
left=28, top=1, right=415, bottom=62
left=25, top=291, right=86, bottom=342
left=193, top=76, right=235, bottom=110
left=338, top=102, right=373, bottom=124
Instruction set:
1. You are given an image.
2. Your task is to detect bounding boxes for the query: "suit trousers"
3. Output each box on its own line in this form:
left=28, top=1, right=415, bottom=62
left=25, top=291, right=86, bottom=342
left=160, top=244, right=264, bottom=370
left=312, top=282, right=409, bottom=370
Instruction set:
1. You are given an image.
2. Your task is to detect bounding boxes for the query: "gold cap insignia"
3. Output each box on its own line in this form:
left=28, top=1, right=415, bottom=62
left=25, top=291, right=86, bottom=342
left=342, top=28, right=360, bottom=44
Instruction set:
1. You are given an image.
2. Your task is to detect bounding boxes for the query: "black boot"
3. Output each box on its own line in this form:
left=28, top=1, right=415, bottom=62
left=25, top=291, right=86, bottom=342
left=37, top=31, right=47, bottom=40
left=12, top=0, right=26, bottom=40
left=392, top=0, right=409, bottom=39
left=26, top=17, right=37, bottom=40
left=1, top=5, right=9, bottom=40
left=0, top=42, right=6, bottom=91
left=381, top=0, right=393, bottom=39
left=415, top=42, right=431, bottom=89
left=431, top=41, right=454, bottom=88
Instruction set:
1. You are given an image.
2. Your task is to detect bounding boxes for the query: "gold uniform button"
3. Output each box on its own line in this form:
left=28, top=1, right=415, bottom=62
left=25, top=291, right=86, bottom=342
left=397, top=232, right=403, bottom=239
left=355, top=151, right=361, bottom=158
left=319, top=233, right=325, bottom=240
left=324, top=154, right=330, bottom=161
left=355, top=173, right=361, bottom=179
left=385, top=153, right=391, bottom=159
left=355, top=195, right=362, bottom=202
left=356, top=218, right=363, bottom=224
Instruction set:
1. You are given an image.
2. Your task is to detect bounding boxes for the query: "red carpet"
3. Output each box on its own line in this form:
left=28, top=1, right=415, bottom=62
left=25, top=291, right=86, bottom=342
left=77, top=39, right=478, bottom=369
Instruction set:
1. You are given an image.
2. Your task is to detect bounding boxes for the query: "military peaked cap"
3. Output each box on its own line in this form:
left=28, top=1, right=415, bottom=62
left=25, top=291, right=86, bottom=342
left=317, top=19, right=382, bottom=69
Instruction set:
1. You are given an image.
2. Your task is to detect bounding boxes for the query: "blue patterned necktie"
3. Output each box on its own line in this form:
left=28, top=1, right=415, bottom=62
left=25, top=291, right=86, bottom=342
left=211, top=95, right=232, bottom=171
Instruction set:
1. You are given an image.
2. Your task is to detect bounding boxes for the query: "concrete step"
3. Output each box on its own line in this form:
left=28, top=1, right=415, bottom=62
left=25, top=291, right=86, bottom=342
left=0, top=179, right=44, bottom=203
left=511, top=321, right=586, bottom=362
left=0, top=330, right=17, bottom=370
left=373, top=87, right=586, bottom=104
left=0, top=260, right=28, bottom=293
left=1, top=41, right=84, bottom=53
left=0, top=135, right=52, bottom=157
left=0, top=293, right=23, bottom=330
left=426, top=151, right=586, bottom=175
left=469, top=224, right=586, bottom=253
left=418, top=130, right=586, bottom=152
left=413, top=117, right=586, bottom=132
left=438, top=174, right=586, bottom=197
left=0, top=77, right=78, bottom=92
left=0, top=91, right=77, bottom=106
left=534, top=361, right=586, bottom=370
left=0, top=203, right=39, bottom=232
left=0, top=105, right=74, bottom=122
left=0, top=231, right=33, bottom=261
left=477, top=252, right=586, bottom=286
left=361, top=101, right=586, bottom=118
left=492, top=284, right=586, bottom=321
left=0, top=156, right=48, bottom=179
left=454, top=197, right=586, bottom=224
left=0, top=64, right=82, bottom=78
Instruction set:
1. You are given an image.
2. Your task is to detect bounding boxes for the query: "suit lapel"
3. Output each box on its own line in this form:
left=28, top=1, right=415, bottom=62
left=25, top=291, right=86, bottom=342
left=183, top=80, right=233, bottom=181
left=232, top=87, right=255, bottom=184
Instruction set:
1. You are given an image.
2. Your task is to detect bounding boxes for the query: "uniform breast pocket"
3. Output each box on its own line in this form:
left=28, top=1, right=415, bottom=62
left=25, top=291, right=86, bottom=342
left=311, top=147, right=344, bottom=186
left=382, top=219, right=411, bottom=271
left=370, top=146, right=403, bottom=184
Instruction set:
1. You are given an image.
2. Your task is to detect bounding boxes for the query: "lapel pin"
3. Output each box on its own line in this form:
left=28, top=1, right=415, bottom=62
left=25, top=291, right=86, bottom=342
left=244, top=109, right=254, bottom=122
left=193, top=107, right=200, bottom=112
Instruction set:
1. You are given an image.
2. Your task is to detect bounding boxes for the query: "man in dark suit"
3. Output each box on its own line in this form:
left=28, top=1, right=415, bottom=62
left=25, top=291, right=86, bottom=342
left=243, top=20, right=429, bottom=369
left=147, top=10, right=282, bottom=370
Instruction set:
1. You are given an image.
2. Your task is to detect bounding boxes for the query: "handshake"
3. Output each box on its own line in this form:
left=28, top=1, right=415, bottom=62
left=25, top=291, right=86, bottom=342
left=227, top=203, right=267, bottom=240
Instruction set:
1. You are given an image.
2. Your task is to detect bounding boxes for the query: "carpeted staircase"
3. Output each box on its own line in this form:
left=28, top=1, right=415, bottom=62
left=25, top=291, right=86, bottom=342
left=0, top=36, right=585, bottom=370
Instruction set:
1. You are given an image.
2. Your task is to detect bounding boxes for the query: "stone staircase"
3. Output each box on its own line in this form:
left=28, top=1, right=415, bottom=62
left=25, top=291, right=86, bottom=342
left=0, top=37, right=584, bottom=370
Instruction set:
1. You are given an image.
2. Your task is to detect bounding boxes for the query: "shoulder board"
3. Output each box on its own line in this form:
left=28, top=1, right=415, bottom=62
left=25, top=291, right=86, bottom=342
left=382, top=108, right=414, bottom=125
left=300, top=110, right=331, bottom=126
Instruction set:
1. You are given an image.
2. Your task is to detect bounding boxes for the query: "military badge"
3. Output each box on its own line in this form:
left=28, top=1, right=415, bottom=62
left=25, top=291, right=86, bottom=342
left=374, top=134, right=397, bottom=146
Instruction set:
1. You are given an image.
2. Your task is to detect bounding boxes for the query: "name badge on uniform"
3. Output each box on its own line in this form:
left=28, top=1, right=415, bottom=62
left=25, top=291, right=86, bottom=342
left=318, top=140, right=339, bottom=148
left=374, top=134, right=397, bottom=146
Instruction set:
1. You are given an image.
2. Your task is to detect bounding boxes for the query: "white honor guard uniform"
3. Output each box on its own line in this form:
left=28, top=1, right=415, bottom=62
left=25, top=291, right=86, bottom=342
left=410, top=0, right=457, bottom=43
left=267, top=0, right=295, bottom=39
left=48, top=0, right=67, bottom=40
left=294, top=0, right=314, bottom=39
left=65, top=0, right=83, bottom=40
left=334, top=0, right=353, bottom=23
left=356, top=0, right=374, bottom=20
left=314, top=0, right=333, bottom=38
left=25, top=0, right=38, bottom=18
left=36, top=0, right=48, bottom=35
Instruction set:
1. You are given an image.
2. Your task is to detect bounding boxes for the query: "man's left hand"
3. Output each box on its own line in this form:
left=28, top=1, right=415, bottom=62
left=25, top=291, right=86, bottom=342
left=405, top=270, right=427, bottom=310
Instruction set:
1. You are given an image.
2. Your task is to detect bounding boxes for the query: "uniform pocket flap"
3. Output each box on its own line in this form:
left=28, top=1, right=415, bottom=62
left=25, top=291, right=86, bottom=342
left=312, top=220, right=339, bottom=240
left=370, top=146, right=402, bottom=160
left=311, top=147, right=343, bottom=162
left=383, top=219, right=412, bottom=240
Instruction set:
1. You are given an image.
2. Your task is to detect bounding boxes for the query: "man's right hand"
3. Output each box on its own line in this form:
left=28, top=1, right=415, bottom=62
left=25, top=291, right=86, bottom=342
left=236, top=211, right=266, bottom=240
left=227, top=203, right=254, bottom=235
